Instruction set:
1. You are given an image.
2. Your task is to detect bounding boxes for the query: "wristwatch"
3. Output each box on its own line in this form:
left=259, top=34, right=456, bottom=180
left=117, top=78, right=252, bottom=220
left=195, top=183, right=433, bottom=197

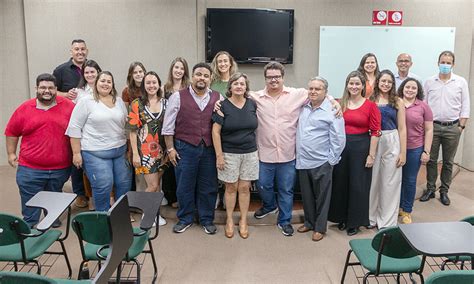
left=166, top=148, right=175, bottom=154
left=459, top=125, right=466, bottom=130
left=423, top=150, right=430, bottom=155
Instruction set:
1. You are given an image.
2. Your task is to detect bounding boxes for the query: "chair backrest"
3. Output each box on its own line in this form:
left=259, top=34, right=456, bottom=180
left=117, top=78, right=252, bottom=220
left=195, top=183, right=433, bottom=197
left=461, top=215, right=474, bottom=225
left=126, top=191, right=164, bottom=239
left=425, top=270, right=474, bottom=284
left=371, top=226, right=419, bottom=258
left=94, top=195, right=134, bottom=284
left=0, top=196, right=134, bottom=284
left=0, top=213, right=31, bottom=246
left=0, top=271, right=55, bottom=284
left=72, top=211, right=110, bottom=245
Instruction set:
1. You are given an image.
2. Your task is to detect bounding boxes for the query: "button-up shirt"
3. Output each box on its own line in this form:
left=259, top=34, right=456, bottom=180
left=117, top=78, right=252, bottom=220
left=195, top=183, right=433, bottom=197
left=424, top=73, right=470, bottom=121
left=395, top=72, right=422, bottom=90
left=250, top=86, right=307, bottom=163
left=296, top=98, right=346, bottom=169
left=162, top=86, right=223, bottom=135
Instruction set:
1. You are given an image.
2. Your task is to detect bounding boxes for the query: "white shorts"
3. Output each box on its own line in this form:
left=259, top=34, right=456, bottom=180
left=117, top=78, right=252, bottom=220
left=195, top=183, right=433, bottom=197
left=218, top=151, right=259, bottom=183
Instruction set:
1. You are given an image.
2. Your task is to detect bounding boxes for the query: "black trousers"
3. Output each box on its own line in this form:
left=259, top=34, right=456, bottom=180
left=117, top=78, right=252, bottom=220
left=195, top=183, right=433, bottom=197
left=298, top=162, right=333, bottom=233
left=328, top=133, right=372, bottom=228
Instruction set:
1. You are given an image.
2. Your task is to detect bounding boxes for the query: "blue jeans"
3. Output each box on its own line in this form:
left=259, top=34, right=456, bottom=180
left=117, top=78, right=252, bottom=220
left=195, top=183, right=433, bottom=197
left=400, top=146, right=423, bottom=213
left=174, top=140, right=217, bottom=225
left=16, top=166, right=71, bottom=227
left=82, top=145, right=132, bottom=211
left=70, top=166, right=85, bottom=197
left=257, top=160, right=296, bottom=225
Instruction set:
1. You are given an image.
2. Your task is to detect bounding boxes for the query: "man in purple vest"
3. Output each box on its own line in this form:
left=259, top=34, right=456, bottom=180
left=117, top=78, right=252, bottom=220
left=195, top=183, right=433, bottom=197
left=162, top=62, right=222, bottom=234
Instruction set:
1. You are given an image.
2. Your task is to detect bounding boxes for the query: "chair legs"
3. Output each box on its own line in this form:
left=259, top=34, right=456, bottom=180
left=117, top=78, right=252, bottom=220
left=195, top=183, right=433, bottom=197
left=13, top=262, right=18, bottom=271
left=132, top=259, right=141, bottom=284
left=59, top=240, right=73, bottom=278
left=147, top=240, right=158, bottom=283
left=33, top=260, right=41, bottom=274
left=363, top=272, right=374, bottom=284
left=341, top=249, right=353, bottom=283
left=78, top=260, right=86, bottom=280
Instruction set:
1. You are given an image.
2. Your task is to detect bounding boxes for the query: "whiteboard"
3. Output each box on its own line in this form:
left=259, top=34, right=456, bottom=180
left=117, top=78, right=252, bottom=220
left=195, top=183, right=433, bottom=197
left=319, top=26, right=456, bottom=98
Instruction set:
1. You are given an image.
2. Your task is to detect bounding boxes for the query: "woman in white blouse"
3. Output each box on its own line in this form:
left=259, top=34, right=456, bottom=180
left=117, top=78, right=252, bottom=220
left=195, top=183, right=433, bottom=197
left=66, top=71, right=132, bottom=211
left=75, top=59, right=102, bottom=103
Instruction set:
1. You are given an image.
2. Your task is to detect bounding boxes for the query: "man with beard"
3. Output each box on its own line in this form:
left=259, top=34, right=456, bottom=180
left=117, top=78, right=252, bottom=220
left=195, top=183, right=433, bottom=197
left=53, top=39, right=89, bottom=208
left=162, top=63, right=223, bottom=234
left=5, top=73, right=75, bottom=227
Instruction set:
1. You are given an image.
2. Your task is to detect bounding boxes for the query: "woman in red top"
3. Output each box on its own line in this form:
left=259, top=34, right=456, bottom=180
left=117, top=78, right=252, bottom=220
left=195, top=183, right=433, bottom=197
left=328, top=71, right=381, bottom=236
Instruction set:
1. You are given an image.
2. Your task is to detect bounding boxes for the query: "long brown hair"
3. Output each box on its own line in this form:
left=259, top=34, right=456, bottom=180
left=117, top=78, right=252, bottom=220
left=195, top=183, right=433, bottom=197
left=371, top=69, right=398, bottom=109
left=140, top=71, right=163, bottom=107
left=163, top=57, right=190, bottom=96
left=340, top=71, right=366, bottom=112
left=126, top=61, right=146, bottom=97
left=357, top=53, right=380, bottom=80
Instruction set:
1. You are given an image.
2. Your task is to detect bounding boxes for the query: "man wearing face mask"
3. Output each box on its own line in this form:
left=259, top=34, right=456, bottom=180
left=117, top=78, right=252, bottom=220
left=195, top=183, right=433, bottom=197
left=5, top=73, right=75, bottom=227
left=420, top=50, right=470, bottom=206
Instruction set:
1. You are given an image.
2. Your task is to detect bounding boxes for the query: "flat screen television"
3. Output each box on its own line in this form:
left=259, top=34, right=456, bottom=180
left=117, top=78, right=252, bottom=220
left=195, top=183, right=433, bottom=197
left=206, top=8, right=294, bottom=64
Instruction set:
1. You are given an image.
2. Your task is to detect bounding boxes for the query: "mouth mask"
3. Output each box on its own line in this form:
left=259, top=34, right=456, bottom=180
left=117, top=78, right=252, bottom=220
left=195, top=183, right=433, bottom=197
left=439, top=64, right=452, bottom=74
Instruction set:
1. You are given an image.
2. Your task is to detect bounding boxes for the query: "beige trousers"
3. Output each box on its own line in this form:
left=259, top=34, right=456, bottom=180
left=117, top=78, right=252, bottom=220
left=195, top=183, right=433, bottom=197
left=369, top=129, right=402, bottom=228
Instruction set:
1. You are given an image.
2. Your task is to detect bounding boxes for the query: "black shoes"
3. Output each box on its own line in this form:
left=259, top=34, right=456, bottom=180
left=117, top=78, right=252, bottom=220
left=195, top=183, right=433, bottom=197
left=337, top=222, right=347, bottom=231
left=419, top=190, right=435, bottom=202
left=254, top=207, right=278, bottom=219
left=347, top=227, right=358, bottom=236
left=440, top=193, right=451, bottom=206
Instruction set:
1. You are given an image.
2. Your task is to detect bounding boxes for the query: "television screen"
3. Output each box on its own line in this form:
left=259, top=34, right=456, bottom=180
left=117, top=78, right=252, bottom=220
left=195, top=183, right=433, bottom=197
left=206, top=8, right=294, bottom=64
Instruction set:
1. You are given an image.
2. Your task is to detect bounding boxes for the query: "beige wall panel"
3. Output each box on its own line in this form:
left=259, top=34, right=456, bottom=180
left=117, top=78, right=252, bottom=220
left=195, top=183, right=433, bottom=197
left=1, top=0, right=30, bottom=166
left=23, top=0, right=198, bottom=93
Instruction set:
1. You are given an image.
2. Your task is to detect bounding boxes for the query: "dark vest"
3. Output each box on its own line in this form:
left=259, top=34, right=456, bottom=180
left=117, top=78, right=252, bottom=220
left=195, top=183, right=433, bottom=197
left=175, top=88, right=220, bottom=147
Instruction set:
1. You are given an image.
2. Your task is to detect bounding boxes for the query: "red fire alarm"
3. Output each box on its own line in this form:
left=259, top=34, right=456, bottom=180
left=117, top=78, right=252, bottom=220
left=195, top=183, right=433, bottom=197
left=388, top=11, right=403, bottom=25
left=372, top=10, right=387, bottom=25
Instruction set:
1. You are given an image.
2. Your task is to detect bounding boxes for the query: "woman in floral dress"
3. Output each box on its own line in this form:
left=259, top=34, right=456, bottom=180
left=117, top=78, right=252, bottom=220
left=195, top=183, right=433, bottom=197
left=128, top=71, right=168, bottom=225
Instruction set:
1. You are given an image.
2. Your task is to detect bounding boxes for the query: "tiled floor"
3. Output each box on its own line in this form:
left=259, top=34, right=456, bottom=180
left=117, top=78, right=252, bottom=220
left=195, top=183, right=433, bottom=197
left=0, top=165, right=472, bottom=283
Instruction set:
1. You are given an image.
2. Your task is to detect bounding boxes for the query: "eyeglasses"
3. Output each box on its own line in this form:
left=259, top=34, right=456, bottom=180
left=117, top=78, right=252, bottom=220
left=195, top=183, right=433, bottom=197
left=397, top=60, right=411, bottom=63
left=265, top=75, right=282, bottom=81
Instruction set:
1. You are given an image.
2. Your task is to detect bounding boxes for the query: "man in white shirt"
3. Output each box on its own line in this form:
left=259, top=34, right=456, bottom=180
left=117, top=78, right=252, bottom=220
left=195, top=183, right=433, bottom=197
left=394, top=53, right=422, bottom=90
left=420, top=50, right=470, bottom=206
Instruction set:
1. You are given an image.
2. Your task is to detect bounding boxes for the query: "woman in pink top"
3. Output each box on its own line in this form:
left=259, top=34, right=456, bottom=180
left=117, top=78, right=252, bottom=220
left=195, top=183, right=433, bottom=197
left=398, top=78, right=433, bottom=224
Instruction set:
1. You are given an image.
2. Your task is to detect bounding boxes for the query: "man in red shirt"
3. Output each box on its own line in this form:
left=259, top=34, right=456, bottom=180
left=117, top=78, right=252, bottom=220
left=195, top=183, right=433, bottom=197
left=5, top=73, right=75, bottom=227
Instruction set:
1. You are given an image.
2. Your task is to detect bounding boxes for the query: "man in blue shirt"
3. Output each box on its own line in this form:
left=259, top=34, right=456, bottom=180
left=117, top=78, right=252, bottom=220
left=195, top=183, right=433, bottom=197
left=295, top=76, right=346, bottom=241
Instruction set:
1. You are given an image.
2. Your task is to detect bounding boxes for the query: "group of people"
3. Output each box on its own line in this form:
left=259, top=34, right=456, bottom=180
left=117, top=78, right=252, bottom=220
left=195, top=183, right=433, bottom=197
left=5, top=39, right=470, bottom=242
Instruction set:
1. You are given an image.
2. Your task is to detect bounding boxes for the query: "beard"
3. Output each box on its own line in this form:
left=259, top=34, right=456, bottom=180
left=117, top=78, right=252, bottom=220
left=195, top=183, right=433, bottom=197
left=36, top=91, right=56, bottom=105
left=194, top=81, right=207, bottom=91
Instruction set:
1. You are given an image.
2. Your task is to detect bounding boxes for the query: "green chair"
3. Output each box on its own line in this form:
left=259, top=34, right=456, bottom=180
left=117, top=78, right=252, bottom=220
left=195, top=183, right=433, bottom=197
left=0, top=194, right=134, bottom=284
left=126, top=191, right=164, bottom=284
left=71, top=194, right=156, bottom=283
left=440, top=215, right=474, bottom=271
left=341, top=226, right=426, bottom=283
left=425, top=270, right=474, bottom=284
left=0, top=213, right=72, bottom=278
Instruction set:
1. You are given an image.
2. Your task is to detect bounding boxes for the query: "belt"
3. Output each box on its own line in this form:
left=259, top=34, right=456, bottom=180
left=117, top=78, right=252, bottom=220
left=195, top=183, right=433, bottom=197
left=433, top=119, right=459, bottom=126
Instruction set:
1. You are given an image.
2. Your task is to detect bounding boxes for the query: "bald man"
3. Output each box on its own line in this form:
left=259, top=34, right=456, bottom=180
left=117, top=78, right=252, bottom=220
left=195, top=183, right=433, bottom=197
left=395, top=53, right=421, bottom=89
